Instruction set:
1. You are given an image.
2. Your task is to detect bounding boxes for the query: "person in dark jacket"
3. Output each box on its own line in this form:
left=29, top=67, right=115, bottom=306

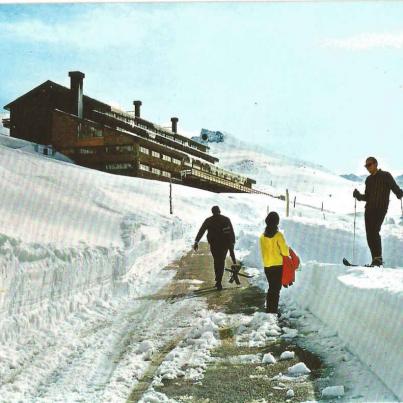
left=353, top=157, right=403, bottom=267
left=193, top=206, right=236, bottom=290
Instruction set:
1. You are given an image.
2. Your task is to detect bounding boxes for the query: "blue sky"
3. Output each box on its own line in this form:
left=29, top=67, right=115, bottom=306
left=1, top=2, right=402, bottom=175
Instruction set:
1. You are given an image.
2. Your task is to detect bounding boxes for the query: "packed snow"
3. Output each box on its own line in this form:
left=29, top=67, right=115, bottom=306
left=0, top=131, right=402, bottom=402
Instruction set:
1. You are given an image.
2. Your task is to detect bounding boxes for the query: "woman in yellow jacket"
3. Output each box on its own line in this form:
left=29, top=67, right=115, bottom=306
left=259, top=211, right=290, bottom=315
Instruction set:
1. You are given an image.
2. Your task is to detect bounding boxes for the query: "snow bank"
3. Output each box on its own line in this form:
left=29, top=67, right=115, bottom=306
left=285, top=262, right=403, bottom=400
left=0, top=133, right=72, bottom=162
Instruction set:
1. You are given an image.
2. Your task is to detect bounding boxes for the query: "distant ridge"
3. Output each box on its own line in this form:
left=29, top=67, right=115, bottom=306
left=341, top=173, right=403, bottom=187
left=340, top=174, right=365, bottom=183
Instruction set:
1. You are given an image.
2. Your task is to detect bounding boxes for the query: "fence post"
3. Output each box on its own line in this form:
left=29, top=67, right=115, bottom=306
left=286, top=189, right=289, bottom=217
left=169, top=179, right=173, bottom=214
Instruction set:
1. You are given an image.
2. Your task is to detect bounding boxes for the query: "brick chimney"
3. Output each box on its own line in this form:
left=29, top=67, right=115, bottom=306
left=171, top=117, right=178, bottom=134
left=133, top=100, right=142, bottom=118
left=68, top=71, right=85, bottom=119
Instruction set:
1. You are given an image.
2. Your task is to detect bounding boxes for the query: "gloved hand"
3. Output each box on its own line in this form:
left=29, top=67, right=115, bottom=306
left=353, top=189, right=360, bottom=199
left=193, top=242, right=198, bottom=252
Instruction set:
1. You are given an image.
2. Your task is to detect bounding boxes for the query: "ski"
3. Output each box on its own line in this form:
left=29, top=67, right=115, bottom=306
left=228, top=270, right=254, bottom=279
left=225, top=264, right=254, bottom=285
left=343, top=258, right=381, bottom=268
left=343, top=258, right=358, bottom=267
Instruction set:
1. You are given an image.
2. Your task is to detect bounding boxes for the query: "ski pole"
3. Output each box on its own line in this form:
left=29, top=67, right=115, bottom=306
left=352, top=198, right=357, bottom=264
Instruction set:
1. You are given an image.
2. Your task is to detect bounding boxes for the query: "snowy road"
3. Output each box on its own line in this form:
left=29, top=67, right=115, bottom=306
left=32, top=298, right=200, bottom=402
left=1, top=279, right=203, bottom=402
left=1, top=246, right=322, bottom=403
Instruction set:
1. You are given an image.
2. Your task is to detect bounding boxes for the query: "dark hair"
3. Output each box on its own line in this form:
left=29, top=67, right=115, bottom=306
left=211, top=205, right=221, bottom=215
left=366, top=156, right=378, bottom=165
left=264, top=211, right=280, bottom=237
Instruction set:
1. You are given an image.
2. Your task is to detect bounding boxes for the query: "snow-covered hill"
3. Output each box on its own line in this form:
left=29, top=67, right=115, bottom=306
left=0, top=132, right=402, bottom=402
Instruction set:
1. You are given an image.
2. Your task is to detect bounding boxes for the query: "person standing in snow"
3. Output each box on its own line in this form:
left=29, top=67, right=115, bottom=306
left=259, top=212, right=290, bottom=315
left=353, top=157, right=403, bottom=267
left=193, top=206, right=236, bottom=291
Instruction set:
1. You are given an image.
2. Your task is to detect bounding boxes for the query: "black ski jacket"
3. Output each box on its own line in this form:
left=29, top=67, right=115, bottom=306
left=356, top=170, right=403, bottom=210
left=195, top=214, right=235, bottom=247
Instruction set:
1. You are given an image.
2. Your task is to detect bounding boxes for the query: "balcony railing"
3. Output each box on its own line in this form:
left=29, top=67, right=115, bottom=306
left=2, top=118, right=10, bottom=129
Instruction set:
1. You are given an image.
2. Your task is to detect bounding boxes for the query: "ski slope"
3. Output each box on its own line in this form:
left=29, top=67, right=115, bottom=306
left=0, top=132, right=402, bottom=402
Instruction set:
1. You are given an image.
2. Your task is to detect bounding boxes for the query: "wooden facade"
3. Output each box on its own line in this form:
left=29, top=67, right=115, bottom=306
left=3, top=72, right=257, bottom=193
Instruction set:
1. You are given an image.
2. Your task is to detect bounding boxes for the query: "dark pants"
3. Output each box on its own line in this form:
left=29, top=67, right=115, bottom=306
left=264, top=266, right=283, bottom=314
left=365, top=208, right=387, bottom=260
left=210, top=243, right=228, bottom=285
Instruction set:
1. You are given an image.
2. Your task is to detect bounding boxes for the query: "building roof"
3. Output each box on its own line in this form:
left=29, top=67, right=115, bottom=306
left=3, top=80, right=111, bottom=112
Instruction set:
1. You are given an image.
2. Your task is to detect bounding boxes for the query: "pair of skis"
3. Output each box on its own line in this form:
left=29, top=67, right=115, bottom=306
left=225, top=264, right=253, bottom=285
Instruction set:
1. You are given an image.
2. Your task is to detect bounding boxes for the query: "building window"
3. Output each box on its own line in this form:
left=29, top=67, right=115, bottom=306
left=162, top=154, right=171, bottom=162
left=151, top=150, right=160, bottom=158
left=78, top=148, right=96, bottom=155
left=140, top=146, right=149, bottom=154
left=106, top=163, right=132, bottom=170
left=139, top=163, right=149, bottom=171
left=172, top=158, right=181, bottom=165
left=115, top=145, right=134, bottom=153
left=79, top=125, right=103, bottom=139
left=151, top=167, right=161, bottom=175
left=162, top=171, right=171, bottom=178
left=94, top=127, right=103, bottom=137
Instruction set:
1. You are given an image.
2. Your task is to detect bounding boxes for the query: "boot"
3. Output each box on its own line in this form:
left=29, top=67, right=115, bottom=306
left=366, top=257, right=383, bottom=267
left=371, top=257, right=383, bottom=267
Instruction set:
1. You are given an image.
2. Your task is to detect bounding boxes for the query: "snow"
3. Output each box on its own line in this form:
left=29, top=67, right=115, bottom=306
left=279, top=351, right=295, bottom=360
left=287, top=362, right=311, bottom=375
left=322, top=385, right=345, bottom=398
left=281, top=262, right=403, bottom=400
left=236, top=312, right=282, bottom=347
left=0, top=131, right=402, bottom=402
left=153, top=311, right=222, bottom=383
left=262, top=353, right=276, bottom=364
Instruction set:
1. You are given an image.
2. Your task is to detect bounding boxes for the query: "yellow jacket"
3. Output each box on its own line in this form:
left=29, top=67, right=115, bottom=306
left=259, top=231, right=290, bottom=268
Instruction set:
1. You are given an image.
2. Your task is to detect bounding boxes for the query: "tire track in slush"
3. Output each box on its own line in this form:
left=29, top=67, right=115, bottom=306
left=32, top=297, right=200, bottom=402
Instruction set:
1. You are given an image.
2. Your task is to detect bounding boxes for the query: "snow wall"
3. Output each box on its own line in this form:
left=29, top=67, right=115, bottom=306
left=244, top=236, right=403, bottom=400
left=290, top=263, right=402, bottom=401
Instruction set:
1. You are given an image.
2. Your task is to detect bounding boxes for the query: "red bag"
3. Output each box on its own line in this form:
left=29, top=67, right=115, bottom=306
left=282, top=248, right=300, bottom=287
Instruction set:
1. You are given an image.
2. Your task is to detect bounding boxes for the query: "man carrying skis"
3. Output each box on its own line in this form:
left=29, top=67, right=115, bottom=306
left=193, top=206, right=236, bottom=290
left=353, top=157, right=403, bottom=267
